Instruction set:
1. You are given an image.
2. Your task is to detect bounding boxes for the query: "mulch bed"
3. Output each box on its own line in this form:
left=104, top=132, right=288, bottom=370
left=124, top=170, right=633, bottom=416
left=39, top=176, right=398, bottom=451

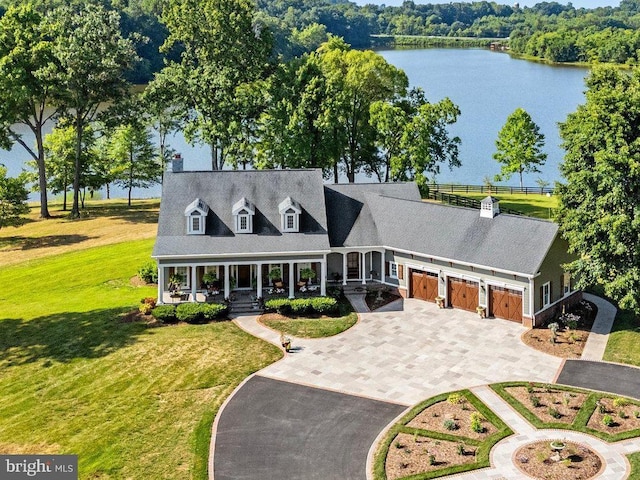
left=365, top=289, right=401, bottom=311
left=521, top=327, right=590, bottom=358
left=385, top=432, right=477, bottom=480
left=587, top=397, right=640, bottom=434
left=505, top=385, right=588, bottom=424
left=407, top=400, right=497, bottom=440
left=118, top=310, right=160, bottom=326
left=130, top=275, right=153, bottom=287
left=514, top=440, right=602, bottom=480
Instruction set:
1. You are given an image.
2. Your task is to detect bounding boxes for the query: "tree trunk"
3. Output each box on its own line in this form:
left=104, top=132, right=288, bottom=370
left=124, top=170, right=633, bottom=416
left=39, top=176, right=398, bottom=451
left=80, top=187, right=85, bottom=208
left=63, top=165, right=68, bottom=211
left=519, top=168, right=524, bottom=190
left=70, top=113, right=83, bottom=219
left=128, top=158, right=133, bottom=207
left=333, top=162, right=338, bottom=184
left=106, top=182, right=110, bottom=199
left=211, top=141, right=218, bottom=170
left=34, top=129, right=51, bottom=219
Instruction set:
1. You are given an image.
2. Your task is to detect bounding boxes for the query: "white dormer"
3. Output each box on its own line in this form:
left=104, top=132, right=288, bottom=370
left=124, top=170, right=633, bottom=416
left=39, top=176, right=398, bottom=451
left=184, top=198, right=209, bottom=234
left=480, top=196, right=500, bottom=219
left=232, top=197, right=255, bottom=234
left=279, top=197, right=301, bottom=232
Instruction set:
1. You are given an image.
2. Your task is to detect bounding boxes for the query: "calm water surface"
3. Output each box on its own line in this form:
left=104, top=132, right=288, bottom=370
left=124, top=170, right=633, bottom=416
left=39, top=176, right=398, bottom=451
left=1, top=48, right=589, bottom=198
left=377, top=48, right=589, bottom=185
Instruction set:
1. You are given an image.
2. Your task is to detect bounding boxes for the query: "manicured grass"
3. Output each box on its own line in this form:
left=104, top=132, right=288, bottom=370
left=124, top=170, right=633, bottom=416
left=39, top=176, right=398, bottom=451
left=628, top=451, right=640, bottom=479
left=0, top=198, right=159, bottom=266
left=604, top=309, right=640, bottom=367
left=0, top=239, right=282, bottom=479
left=373, top=390, right=513, bottom=479
left=452, top=192, right=558, bottom=219
left=491, top=382, right=640, bottom=442
left=261, top=299, right=358, bottom=338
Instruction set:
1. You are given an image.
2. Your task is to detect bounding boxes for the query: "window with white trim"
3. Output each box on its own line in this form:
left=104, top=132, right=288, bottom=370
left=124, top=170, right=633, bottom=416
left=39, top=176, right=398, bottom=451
left=184, top=198, right=209, bottom=235
left=175, top=266, right=190, bottom=289
left=389, top=262, right=398, bottom=279
left=236, top=209, right=252, bottom=233
left=188, top=212, right=204, bottom=234
left=279, top=197, right=301, bottom=232
left=542, top=281, right=550, bottom=307
left=563, top=273, right=571, bottom=295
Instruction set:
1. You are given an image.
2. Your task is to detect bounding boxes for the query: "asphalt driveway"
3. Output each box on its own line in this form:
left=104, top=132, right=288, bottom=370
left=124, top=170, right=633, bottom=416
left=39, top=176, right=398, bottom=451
left=213, top=376, right=405, bottom=480
left=556, top=359, right=640, bottom=400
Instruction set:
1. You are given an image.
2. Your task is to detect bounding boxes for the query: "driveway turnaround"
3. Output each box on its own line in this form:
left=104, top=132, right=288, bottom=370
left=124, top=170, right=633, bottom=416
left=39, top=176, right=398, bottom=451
left=252, top=298, right=563, bottom=406
left=556, top=359, right=640, bottom=400
left=213, top=375, right=405, bottom=480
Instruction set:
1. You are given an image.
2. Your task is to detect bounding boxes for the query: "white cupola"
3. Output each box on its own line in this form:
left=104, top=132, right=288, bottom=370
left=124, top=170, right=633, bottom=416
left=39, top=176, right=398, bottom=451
left=184, top=198, right=209, bottom=234
left=232, top=197, right=255, bottom=233
left=278, top=196, right=301, bottom=232
left=480, top=196, right=500, bottom=218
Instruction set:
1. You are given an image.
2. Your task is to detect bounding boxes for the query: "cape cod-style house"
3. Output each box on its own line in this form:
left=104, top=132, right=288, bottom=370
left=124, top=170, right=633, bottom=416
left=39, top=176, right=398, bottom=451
left=153, top=164, right=577, bottom=327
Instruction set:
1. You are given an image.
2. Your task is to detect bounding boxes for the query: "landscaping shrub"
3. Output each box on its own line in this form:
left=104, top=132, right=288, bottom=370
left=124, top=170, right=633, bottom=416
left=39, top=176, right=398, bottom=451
left=175, top=303, right=228, bottom=323
left=548, top=407, right=561, bottom=419
left=470, top=412, right=485, bottom=433
left=264, top=297, right=338, bottom=316
left=202, top=303, right=228, bottom=320
left=139, top=297, right=156, bottom=314
left=447, top=393, right=464, bottom=405
left=613, top=397, right=629, bottom=408
left=151, top=305, right=176, bottom=323
left=311, top=296, right=338, bottom=313
left=265, top=298, right=292, bottom=315
left=603, top=414, right=614, bottom=427
left=443, top=419, right=458, bottom=430
left=138, top=260, right=158, bottom=284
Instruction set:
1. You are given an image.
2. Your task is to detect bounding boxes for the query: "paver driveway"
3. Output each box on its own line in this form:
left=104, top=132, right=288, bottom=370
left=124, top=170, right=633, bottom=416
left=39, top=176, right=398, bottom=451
left=243, top=298, right=563, bottom=406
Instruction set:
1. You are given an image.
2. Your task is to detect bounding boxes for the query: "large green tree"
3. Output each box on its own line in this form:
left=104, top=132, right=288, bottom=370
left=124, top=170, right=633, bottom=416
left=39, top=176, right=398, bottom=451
left=50, top=3, right=137, bottom=218
left=493, top=107, right=547, bottom=189
left=0, top=4, right=59, bottom=219
left=0, top=165, right=29, bottom=229
left=557, top=65, right=640, bottom=313
left=158, top=0, right=272, bottom=170
left=319, top=38, right=408, bottom=182
left=108, top=123, right=159, bottom=207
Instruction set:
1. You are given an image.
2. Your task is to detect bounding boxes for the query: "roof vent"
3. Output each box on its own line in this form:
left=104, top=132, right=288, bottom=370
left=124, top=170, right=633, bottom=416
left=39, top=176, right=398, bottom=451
left=168, top=153, right=183, bottom=173
left=480, top=196, right=500, bottom=218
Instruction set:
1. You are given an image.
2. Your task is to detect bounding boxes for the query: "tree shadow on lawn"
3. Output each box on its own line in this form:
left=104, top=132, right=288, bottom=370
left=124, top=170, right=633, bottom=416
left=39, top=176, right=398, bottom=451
left=0, top=235, right=96, bottom=251
left=0, top=308, right=150, bottom=366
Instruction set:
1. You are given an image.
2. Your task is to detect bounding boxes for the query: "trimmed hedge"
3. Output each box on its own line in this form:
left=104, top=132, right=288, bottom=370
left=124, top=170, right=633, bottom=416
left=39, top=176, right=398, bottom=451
left=176, top=302, right=229, bottom=323
left=151, top=305, right=177, bottom=323
left=264, top=297, right=338, bottom=315
left=151, top=303, right=228, bottom=324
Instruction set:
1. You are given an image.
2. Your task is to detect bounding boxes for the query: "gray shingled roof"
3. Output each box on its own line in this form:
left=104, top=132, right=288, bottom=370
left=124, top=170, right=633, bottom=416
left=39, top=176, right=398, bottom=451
left=367, top=195, right=559, bottom=276
left=153, top=169, right=330, bottom=257
left=324, top=182, right=421, bottom=248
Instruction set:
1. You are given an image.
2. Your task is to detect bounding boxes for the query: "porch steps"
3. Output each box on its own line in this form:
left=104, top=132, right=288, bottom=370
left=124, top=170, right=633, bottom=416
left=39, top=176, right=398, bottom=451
left=229, top=294, right=264, bottom=315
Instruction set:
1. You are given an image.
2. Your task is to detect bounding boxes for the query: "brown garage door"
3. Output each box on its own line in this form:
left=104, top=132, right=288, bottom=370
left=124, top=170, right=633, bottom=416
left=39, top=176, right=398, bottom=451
left=490, top=287, right=523, bottom=323
left=447, top=278, right=479, bottom=312
left=411, top=270, right=438, bottom=301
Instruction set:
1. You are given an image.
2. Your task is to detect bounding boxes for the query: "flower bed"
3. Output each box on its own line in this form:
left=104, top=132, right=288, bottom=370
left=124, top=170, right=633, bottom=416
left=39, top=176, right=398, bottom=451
left=514, top=440, right=602, bottom=480
left=504, top=384, right=588, bottom=425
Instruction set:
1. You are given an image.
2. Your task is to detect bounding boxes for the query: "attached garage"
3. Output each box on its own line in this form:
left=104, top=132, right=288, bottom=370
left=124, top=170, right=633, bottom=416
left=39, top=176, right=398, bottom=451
left=410, top=270, right=438, bottom=302
left=447, top=278, right=479, bottom=312
left=489, top=286, right=523, bottom=323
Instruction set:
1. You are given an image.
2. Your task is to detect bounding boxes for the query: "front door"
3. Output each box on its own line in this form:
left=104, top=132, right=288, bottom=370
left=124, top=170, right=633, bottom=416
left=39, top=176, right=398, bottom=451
left=237, top=265, right=251, bottom=289
left=347, top=252, right=359, bottom=280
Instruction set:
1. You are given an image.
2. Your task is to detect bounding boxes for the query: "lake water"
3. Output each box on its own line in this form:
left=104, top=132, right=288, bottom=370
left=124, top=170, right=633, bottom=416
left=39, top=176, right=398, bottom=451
left=1, top=48, right=589, bottom=199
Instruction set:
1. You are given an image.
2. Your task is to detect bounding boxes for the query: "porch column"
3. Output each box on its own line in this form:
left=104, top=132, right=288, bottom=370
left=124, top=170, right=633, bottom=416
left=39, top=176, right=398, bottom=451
left=157, top=263, right=165, bottom=304
left=361, top=251, right=366, bottom=285
left=257, top=263, right=263, bottom=298
left=342, top=253, right=347, bottom=285
left=191, top=265, right=197, bottom=301
left=320, top=257, right=327, bottom=296
left=288, top=261, right=295, bottom=299
left=224, top=264, right=230, bottom=299
left=380, top=250, right=385, bottom=284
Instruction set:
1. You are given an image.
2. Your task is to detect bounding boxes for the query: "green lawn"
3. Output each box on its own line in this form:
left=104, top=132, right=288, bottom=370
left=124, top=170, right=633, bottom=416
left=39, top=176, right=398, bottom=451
left=629, top=451, right=640, bottom=479
left=450, top=192, right=558, bottom=219
left=604, top=309, right=640, bottom=367
left=261, top=299, right=358, bottom=338
left=0, top=239, right=282, bottom=479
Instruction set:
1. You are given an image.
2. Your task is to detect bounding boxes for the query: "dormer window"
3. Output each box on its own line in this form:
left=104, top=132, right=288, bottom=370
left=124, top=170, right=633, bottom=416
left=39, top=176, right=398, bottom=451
left=279, top=197, right=301, bottom=233
left=232, top=197, right=255, bottom=234
left=184, top=198, right=209, bottom=235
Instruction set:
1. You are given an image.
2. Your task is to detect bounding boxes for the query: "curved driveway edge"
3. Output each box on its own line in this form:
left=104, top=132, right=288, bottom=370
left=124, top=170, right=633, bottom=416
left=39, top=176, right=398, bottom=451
left=556, top=359, right=640, bottom=400
left=213, top=376, right=405, bottom=480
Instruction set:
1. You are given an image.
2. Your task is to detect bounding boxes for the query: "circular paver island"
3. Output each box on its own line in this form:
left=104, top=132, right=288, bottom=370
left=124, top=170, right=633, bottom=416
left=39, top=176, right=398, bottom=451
left=513, top=439, right=602, bottom=479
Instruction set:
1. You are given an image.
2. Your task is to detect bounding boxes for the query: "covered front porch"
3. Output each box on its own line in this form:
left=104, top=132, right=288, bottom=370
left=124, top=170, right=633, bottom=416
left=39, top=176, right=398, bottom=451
left=157, top=257, right=327, bottom=304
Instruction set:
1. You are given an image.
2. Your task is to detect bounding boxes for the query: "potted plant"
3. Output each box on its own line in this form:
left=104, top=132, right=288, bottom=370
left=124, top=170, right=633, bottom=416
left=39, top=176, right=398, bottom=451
left=300, top=267, right=316, bottom=285
left=435, top=295, right=445, bottom=308
left=476, top=305, right=487, bottom=318
left=268, top=268, right=282, bottom=284
left=202, top=271, right=218, bottom=289
left=168, top=273, right=185, bottom=294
